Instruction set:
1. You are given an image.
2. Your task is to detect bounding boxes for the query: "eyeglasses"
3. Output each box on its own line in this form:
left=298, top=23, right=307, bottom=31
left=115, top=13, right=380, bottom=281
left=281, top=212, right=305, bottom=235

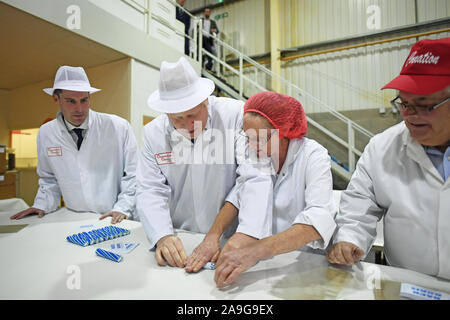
left=240, top=129, right=277, bottom=146
left=391, top=96, right=450, bottom=115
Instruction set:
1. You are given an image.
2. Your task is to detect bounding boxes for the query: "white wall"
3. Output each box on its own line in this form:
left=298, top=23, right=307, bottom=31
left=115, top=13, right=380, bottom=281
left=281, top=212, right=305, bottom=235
left=130, top=59, right=162, bottom=146
left=279, top=0, right=450, bottom=48
left=210, top=0, right=270, bottom=56
left=277, top=0, right=450, bottom=112
left=209, top=0, right=449, bottom=53
left=213, top=0, right=450, bottom=114
left=89, top=0, right=184, bottom=53
left=417, top=0, right=450, bottom=22
left=89, top=0, right=147, bottom=31
left=280, top=31, right=450, bottom=113
left=280, top=0, right=417, bottom=49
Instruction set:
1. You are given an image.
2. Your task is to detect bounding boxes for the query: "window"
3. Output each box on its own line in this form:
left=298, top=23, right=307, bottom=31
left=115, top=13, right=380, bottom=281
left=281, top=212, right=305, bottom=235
left=10, top=129, right=39, bottom=168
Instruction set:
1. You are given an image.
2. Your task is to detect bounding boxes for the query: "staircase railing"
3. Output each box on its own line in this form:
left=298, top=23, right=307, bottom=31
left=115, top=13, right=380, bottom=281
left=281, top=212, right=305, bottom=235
left=170, top=1, right=376, bottom=179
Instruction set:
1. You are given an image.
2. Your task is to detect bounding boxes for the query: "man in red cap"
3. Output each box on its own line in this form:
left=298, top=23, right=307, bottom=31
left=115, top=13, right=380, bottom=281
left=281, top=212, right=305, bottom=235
left=327, top=37, right=450, bottom=280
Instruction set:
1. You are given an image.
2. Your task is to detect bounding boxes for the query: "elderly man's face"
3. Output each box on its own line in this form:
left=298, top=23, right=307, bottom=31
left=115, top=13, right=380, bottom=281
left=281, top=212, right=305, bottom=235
left=53, top=90, right=90, bottom=126
left=399, top=87, right=450, bottom=149
left=168, top=100, right=209, bottom=139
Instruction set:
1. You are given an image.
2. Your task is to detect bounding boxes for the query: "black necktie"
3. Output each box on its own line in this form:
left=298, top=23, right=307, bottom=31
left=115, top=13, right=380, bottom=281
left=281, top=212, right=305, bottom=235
left=73, top=128, right=84, bottom=150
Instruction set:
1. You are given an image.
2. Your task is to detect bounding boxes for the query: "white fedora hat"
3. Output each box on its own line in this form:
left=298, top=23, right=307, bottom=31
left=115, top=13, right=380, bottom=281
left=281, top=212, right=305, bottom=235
left=43, top=66, right=101, bottom=95
left=147, top=57, right=215, bottom=113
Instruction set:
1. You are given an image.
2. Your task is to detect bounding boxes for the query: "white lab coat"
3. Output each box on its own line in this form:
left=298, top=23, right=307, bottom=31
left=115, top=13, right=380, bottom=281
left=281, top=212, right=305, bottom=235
left=33, top=109, right=138, bottom=217
left=265, top=138, right=336, bottom=250
left=136, top=96, right=273, bottom=248
left=334, top=122, right=450, bottom=279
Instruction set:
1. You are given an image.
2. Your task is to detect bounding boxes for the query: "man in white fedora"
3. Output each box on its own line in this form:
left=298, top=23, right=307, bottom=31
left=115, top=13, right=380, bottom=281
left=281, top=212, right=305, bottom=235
left=11, top=66, right=138, bottom=224
left=136, top=57, right=273, bottom=270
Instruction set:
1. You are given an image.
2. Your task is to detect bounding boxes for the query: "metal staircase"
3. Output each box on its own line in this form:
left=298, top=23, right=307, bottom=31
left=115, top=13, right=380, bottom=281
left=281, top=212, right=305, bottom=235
left=201, top=69, right=248, bottom=101
left=175, top=2, right=375, bottom=187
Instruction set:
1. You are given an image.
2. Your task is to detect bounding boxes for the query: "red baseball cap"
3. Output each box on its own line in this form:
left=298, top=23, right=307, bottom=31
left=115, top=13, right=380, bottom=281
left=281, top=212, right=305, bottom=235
left=382, top=37, right=450, bottom=95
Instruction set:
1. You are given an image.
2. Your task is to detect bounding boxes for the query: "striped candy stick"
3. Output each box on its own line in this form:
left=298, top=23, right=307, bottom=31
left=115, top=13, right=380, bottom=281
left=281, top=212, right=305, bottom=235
left=103, top=226, right=114, bottom=239
left=88, top=230, right=99, bottom=244
left=81, top=232, right=94, bottom=245
left=95, top=248, right=123, bottom=263
left=67, top=226, right=130, bottom=246
left=97, top=228, right=108, bottom=240
left=67, top=234, right=87, bottom=247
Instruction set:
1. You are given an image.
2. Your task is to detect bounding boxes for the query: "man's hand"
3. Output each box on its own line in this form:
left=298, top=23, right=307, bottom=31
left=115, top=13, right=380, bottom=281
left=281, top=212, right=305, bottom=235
left=214, top=243, right=260, bottom=288
left=156, top=235, right=187, bottom=268
left=326, top=242, right=364, bottom=266
left=99, top=211, right=127, bottom=224
left=10, top=207, right=45, bottom=220
left=185, top=235, right=220, bottom=273
left=214, top=233, right=259, bottom=288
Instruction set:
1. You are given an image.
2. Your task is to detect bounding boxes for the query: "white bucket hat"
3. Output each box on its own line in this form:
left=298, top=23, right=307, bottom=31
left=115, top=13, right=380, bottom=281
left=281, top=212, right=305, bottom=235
left=147, top=57, right=215, bottom=113
left=43, top=66, right=101, bottom=95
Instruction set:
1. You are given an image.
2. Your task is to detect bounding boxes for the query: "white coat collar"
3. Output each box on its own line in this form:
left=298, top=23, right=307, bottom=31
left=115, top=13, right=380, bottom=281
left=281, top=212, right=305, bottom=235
left=401, top=122, right=444, bottom=182
left=274, top=138, right=305, bottom=179
left=283, top=138, right=304, bottom=168
left=56, top=109, right=92, bottom=132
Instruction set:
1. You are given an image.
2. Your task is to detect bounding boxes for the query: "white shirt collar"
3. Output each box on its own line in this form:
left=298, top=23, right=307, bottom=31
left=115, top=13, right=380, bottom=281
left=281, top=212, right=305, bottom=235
left=57, top=110, right=89, bottom=132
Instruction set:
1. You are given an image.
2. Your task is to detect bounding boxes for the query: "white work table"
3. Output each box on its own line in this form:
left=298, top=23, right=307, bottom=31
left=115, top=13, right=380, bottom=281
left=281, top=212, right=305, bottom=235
left=1, top=208, right=449, bottom=300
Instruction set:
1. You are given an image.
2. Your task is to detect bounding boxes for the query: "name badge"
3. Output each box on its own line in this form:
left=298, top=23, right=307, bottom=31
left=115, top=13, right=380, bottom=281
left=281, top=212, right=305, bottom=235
left=47, top=147, right=62, bottom=157
left=155, top=152, right=174, bottom=165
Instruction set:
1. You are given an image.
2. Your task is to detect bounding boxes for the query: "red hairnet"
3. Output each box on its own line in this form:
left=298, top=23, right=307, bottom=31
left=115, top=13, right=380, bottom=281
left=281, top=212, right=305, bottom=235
left=244, top=91, right=307, bottom=139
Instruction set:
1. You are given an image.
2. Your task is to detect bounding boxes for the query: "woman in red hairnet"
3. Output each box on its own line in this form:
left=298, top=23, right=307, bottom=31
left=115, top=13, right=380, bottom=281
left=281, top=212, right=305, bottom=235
left=214, top=91, right=337, bottom=288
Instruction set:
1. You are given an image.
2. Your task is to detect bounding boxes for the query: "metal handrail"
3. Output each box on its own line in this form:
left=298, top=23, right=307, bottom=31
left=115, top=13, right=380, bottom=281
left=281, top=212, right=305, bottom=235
left=204, top=30, right=373, bottom=137
left=202, top=49, right=266, bottom=95
left=204, top=31, right=372, bottom=174
left=203, top=44, right=362, bottom=176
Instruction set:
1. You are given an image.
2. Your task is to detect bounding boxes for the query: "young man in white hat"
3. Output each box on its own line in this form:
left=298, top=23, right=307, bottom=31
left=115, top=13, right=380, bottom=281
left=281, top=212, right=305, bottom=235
left=11, top=66, right=138, bottom=223
left=327, top=37, right=450, bottom=279
left=136, top=57, right=273, bottom=270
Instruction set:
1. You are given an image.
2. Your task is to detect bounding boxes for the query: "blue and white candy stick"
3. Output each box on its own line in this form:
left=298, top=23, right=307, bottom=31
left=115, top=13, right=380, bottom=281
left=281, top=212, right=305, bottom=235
left=66, top=235, right=78, bottom=246
left=75, top=235, right=86, bottom=246
left=92, top=230, right=102, bottom=242
left=67, top=225, right=130, bottom=246
left=95, top=248, right=123, bottom=263
left=112, top=226, right=121, bottom=236
left=88, top=231, right=98, bottom=244
left=107, top=226, right=117, bottom=239
left=118, top=227, right=130, bottom=236
left=110, top=226, right=119, bottom=237
left=98, top=228, right=108, bottom=240
left=67, top=234, right=87, bottom=247
left=81, top=232, right=94, bottom=245
left=77, top=233, right=86, bottom=245
left=106, top=226, right=116, bottom=239
left=203, top=262, right=216, bottom=270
